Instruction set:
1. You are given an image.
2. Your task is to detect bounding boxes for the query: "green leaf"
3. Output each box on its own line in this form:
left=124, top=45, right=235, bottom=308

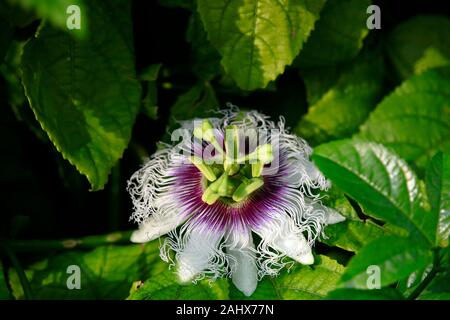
left=339, top=235, right=432, bottom=289
left=320, top=187, right=359, bottom=220
left=397, top=265, right=432, bottom=297
left=326, top=288, right=404, bottom=300
left=21, top=0, right=142, bottom=190
left=186, top=12, right=222, bottom=81
left=426, top=152, right=450, bottom=247
left=138, top=64, right=162, bottom=82
left=320, top=187, right=389, bottom=252
left=0, top=262, right=10, bottom=300
left=358, top=67, right=450, bottom=165
left=297, top=0, right=371, bottom=67
left=127, top=269, right=229, bottom=300
left=230, top=255, right=344, bottom=300
left=197, top=0, right=326, bottom=90
left=142, top=83, right=158, bottom=121
left=386, top=15, right=450, bottom=80
left=323, top=220, right=388, bottom=253
left=139, top=64, right=162, bottom=120
left=418, top=270, right=450, bottom=300
left=300, top=63, right=344, bottom=106
left=9, top=243, right=164, bottom=299
left=313, top=140, right=437, bottom=245
left=297, top=51, right=384, bottom=145
left=418, top=292, right=450, bottom=300
left=170, top=82, right=218, bottom=123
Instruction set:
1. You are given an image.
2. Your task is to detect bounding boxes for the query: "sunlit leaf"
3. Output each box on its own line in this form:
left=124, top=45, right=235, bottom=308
left=197, top=0, right=326, bottom=90
left=358, top=67, right=450, bottom=166
left=426, top=152, right=450, bottom=246
left=21, top=0, right=142, bottom=190
left=339, top=235, right=432, bottom=289
left=297, top=51, right=384, bottom=145
left=313, top=140, right=438, bottom=245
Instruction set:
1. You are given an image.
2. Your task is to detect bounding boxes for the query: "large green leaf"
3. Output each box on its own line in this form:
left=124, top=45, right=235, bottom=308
left=127, top=269, right=229, bottom=300
left=297, top=51, right=384, bottom=145
left=313, top=140, right=437, bottom=245
left=426, top=152, right=450, bottom=247
left=296, top=0, right=371, bottom=67
left=326, top=288, right=404, bottom=300
left=230, top=255, right=344, bottom=299
left=358, top=67, right=450, bottom=165
left=339, top=235, right=432, bottom=289
left=386, top=15, right=450, bottom=80
left=21, top=0, right=142, bottom=190
left=0, top=262, right=10, bottom=300
left=9, top=243, right=164, bottom=299
left=197, top=0, right=326, bottom=90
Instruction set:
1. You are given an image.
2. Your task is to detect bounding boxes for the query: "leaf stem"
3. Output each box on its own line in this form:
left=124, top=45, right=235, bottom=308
left=0, top=231, right=133, bottom=252
left=1, top=244, right=33, bottom=300
left=407, top=248, right=441, bottom=300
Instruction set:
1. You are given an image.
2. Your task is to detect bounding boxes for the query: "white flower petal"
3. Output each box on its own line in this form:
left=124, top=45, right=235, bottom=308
left=177, top=227, right=223, bottom=282
left=254, top=215, right=314, bottom=265
left=325, top=208, right=346, bottom=225
left=226, top=230, right=257, bottom=297
left=131, top=215, right=185, bottom=243
left=304, top=198, right=346, bottom=225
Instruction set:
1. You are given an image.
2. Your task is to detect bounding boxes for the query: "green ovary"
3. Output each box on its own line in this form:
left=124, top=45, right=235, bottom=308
left=191, top=120, right=274, bottom=205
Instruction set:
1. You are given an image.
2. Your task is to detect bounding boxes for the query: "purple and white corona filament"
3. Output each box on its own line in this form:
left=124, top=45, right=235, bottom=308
left=128, top=108, right=344, bottom=296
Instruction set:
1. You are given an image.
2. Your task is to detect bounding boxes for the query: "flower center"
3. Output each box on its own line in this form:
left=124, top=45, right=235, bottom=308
left=190, top=120, right=273, bottom=205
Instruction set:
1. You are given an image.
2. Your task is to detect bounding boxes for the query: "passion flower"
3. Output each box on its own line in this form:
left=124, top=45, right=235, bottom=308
left=128, top=107, right=344, bottom=296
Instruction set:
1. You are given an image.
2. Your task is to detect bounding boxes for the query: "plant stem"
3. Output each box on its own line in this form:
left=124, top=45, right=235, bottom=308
left=1, top=244, right=33, bottom=300
left=0, top=231, right=133, bottom=252
left=407, top=248, right=441, bottom=300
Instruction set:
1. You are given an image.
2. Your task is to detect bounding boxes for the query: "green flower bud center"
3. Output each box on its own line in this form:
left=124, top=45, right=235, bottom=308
left=191, top=121, right=273, bottom=205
